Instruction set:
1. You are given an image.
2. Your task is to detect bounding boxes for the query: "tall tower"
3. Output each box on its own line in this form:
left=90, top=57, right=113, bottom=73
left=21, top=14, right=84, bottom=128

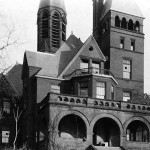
left=93, top=0, right=104, bottom=41
left=93, top=0, right=145, bottom=101
left=37, top=0, right=67, bottom=53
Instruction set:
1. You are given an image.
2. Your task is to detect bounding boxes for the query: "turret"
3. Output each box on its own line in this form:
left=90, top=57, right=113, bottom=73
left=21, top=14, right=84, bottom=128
left=37, top=0, right=67, bottom=53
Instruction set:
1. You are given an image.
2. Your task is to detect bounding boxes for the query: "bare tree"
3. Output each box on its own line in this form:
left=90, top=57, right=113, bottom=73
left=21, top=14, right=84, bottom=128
left=13, top=106, right=23, bottom=150
left=0, top=17, right=24, bottom=72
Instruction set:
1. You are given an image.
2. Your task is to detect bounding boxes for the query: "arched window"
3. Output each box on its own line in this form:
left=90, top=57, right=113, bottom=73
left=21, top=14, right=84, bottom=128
left=121, top=18, right=127, bottom=29
left=41, top=11, right=49, bottom=38
left=52, top=11, right=60, bottom=48
left=134, top=21, right=140, bottom=32
left=62, top=16, right=66, bottom=42
left=115, top=16, right=120, bottom=27
left=128, top=19, right=133, bottom=31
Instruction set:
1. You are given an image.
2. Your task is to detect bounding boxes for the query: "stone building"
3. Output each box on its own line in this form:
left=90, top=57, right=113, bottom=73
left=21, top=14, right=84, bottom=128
left=22, top=0, right=150, bottom=150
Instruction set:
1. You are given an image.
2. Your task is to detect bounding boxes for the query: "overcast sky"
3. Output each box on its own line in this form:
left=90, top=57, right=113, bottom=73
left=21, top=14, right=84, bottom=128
left=0, top=0, right=150, bottom=93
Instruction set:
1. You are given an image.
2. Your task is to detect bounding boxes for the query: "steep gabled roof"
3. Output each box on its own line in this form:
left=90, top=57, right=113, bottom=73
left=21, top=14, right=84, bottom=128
left=59, top=35, right=106, bottom=78
left=0, top=74, right=16, bottom=97
left=5, top=64, right=23, bottom=97
left=101, top=0, right=144, bottom=20
left=24, top=34, right=83, bottom=78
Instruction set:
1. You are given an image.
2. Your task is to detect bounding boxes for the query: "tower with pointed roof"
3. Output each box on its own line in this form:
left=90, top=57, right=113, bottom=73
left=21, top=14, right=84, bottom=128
left=37, top=0, right=67, bottom=53
left=93, top=0, right=144, bottom=101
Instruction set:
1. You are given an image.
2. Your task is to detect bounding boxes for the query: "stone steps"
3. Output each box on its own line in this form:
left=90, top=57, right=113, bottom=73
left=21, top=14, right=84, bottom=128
left=94, top=146, right=121, bottom=150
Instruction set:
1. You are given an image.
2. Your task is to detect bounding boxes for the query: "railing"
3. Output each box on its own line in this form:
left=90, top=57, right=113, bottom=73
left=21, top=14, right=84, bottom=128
left=63, top=68, right=114, bottom=80
left=47, top=93, right=150, bottom=113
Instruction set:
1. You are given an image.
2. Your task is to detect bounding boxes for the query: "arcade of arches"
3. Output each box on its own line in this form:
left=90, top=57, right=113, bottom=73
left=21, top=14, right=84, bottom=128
left=57, top=114, right=150, bottom=147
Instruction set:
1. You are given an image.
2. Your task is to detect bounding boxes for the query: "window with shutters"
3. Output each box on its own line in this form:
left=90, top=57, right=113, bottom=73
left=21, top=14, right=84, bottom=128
left=52, top=11, right=60, bottom=48
left=123, top=59, right=131, bottom=79
left=96, top=82, right=106, bottom=99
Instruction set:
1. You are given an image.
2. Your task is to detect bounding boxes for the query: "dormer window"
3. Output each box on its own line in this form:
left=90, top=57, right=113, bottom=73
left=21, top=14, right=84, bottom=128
left=80, top=59, right=88, bottom=72
left=92, top=61, right=100, bottom=74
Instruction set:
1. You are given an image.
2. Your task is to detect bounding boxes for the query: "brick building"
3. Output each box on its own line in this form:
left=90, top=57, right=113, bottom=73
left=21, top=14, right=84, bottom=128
left=22, top=0, right=150, bottom=150
left=0, top=64, right=23, bottom=148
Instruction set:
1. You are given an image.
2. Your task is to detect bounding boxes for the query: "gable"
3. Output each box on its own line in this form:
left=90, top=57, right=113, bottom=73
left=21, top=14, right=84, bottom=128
left=59, top=35, right=106, bottom=78
left=80, top=38, right=105, bottom=61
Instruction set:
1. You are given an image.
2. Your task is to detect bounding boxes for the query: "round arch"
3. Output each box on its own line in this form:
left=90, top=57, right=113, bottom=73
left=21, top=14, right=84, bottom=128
left=91, top=113, right=123, bottom=147
left=55, top=110, right=90, bottom=133
left=123, top=116, right=150, bottom=134
left=90, top=113, right=123, bottom=134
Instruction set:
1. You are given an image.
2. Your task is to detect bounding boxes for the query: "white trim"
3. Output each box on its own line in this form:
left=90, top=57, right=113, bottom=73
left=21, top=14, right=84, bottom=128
left=35, top=75, right=65, bottom=81
left=92, top=73, right=118, bottom=85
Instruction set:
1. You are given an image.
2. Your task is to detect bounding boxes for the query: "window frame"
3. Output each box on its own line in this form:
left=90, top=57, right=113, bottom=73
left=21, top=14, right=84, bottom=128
left=120, top=37, right=124, bottom=49
left=131, top=39, right=135, bottom=51
left=80, top=59, right=89, bottom=72
left=123, top=91, right=131, bottom=102
left=92, top=61, right=100, bottom=74
left=96, top=82, right=106, bottom=99
left=3, top=98, right=10, bottom=114
left=111, top=85, right=115, bottom=100
left=123, top=59, right=132, bottom=79
left=79, top=81, right=88, bottom=97
left=51, top=85, right=60, bottom=94
left=2, top=130, right=10, bottom=144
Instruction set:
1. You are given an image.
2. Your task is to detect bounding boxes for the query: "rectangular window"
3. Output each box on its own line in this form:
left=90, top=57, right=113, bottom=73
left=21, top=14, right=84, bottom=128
left=111, top=85, right=115, bottom=100
left=120, top=38, right=124, bottom=49
left=3, top=99, right=10, bottom=114
left=79, top=82, right=88, bottom=97
left=96, top=82, right=106, bottom=99
left=123, top=59, right=131, bottom=79
left=51, top=85, right=60, bottom=93
left=131, top=40, right=135, bottom=51
left=92, top=61, right=100, bottom=74
left=80, top=59, right=88, bottom=72
left=123, top=92, right=131, bottom=102
left=2, top=131, right=10, bottom=143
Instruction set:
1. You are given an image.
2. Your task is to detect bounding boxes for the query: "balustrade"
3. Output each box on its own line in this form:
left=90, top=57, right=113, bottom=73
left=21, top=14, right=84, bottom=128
left=47, top=93, right=150, bottom=113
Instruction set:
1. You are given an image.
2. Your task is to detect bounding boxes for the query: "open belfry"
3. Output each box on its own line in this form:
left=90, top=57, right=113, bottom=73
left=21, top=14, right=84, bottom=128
left=22, top=0, right=150, bottom=150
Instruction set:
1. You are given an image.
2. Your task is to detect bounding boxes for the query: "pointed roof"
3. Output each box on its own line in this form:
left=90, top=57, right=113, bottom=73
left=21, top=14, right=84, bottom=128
left=0, top=64, right=23, bottom=98
left=39, top=0, right=66, bottom=13
left=59, top=35, right=106, bottom=78
left=101, top=0, right=144, bottom=20
left=24, top=34, right=83, bottom=78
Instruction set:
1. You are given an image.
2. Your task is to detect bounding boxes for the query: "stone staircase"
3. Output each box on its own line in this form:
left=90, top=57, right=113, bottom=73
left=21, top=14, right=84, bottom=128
left=94, top=146, right=121, bottom=150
